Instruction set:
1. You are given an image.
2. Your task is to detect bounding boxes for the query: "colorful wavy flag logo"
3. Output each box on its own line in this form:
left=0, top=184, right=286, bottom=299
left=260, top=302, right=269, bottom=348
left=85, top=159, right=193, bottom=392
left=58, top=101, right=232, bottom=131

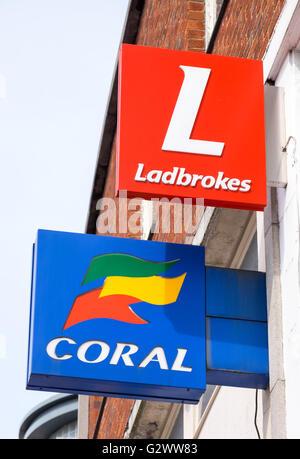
left=63, top=254, right=186, bottom=329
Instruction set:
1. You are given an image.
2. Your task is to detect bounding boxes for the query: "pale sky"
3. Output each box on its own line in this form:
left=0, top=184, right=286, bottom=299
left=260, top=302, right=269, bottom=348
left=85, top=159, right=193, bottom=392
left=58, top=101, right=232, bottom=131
left=0, top=0, right=130, bottom=438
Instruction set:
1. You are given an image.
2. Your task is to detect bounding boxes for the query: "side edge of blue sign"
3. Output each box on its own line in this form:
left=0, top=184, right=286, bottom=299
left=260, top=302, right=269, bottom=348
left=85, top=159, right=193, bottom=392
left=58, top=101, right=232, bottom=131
left=26, top=242, right=37, bottom=391
left=27, top=374, right=202, bottom=404
left=206, top=267, right=269, bottom=390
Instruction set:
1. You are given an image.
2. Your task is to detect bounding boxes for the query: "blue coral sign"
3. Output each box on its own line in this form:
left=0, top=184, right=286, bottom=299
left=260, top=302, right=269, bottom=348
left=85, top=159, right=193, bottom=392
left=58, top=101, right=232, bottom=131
left=27, top=229, right=269, bottom=404
left=27, top=230, right=206, bottom=403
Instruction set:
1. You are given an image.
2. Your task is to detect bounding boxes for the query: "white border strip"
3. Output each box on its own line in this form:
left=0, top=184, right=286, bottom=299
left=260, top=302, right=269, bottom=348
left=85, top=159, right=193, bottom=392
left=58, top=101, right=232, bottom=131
left=263, top=0, right=300, bottom=81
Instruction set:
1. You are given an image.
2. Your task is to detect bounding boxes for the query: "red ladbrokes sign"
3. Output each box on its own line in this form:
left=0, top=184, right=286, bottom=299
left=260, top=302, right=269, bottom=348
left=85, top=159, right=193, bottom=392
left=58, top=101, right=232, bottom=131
left=116, top=44, right=266, bottom=211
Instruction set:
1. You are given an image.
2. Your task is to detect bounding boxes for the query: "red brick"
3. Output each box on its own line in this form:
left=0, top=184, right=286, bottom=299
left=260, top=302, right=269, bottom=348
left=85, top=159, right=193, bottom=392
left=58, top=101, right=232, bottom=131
left=187, top=1, right=204, bottom=11
left=187, top=38, right=205, bottom=49
left=187, top=19, right=205, bottom=29
left=186, top=28, right=205, bottom=39
left=187, top=10, right=204, bottom=19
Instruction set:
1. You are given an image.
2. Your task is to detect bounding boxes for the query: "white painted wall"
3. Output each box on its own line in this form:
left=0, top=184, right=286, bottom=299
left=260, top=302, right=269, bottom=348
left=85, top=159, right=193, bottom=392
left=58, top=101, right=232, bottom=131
left=197, top=387, right=263, bottom=439
left=275, top=50, right=300, bottom=439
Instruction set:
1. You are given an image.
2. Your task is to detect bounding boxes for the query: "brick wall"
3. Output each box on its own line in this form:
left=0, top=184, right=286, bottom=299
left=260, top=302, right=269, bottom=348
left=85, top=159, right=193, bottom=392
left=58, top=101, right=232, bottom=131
left=88, top=0, right=286, bottom=439
left=212, top=0, right=286, bottom=59
left=186, top=1, right=205, bottom=51
left=136, top=0, right=206, bottom=51
left=88, top=397, right=134, bottom=439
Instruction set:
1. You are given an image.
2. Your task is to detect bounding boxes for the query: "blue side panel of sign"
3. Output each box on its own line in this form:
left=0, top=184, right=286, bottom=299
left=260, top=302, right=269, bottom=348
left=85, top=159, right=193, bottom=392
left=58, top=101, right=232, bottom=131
left=27, top=229, right=206, bottom=404
left=206, top=318, right=269, bottom=388
left=206, top=267, right=269, bottom=389
left=206, top=267, right=267, bottom=321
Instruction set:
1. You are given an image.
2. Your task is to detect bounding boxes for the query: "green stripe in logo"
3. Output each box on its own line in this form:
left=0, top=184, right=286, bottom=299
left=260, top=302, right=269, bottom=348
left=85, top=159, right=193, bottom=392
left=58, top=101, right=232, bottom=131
left=82, top=253, right=179, bottom=285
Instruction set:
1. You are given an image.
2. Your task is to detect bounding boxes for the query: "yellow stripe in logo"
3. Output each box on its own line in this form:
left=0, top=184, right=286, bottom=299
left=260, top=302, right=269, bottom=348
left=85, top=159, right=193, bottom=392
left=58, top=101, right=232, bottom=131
left=99, top=274, right=186, bottom=305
